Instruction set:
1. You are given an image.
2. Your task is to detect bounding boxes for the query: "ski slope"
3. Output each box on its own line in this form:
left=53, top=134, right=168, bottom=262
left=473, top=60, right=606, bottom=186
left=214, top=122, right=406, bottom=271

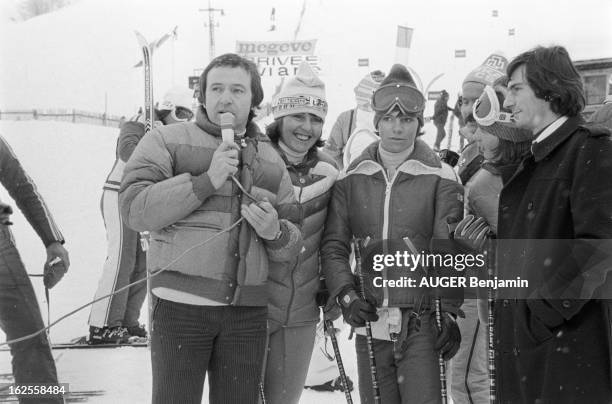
left=0, top=120, right=362, bottom=403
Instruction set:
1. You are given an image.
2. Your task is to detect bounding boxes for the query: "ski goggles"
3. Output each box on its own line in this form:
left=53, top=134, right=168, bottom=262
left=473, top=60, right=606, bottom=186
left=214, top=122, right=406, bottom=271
left=172, top=106, right=194, bottom=122
left=473, top=85, right=514, bottom=127
left=371, top=83, right=425, bottom=115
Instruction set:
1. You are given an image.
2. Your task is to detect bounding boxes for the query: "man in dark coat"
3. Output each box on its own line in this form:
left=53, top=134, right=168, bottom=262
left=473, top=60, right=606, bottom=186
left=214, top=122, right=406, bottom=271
left=433, top=89, right=452, bottom=151
left=495, top=45, right=612, bottom=403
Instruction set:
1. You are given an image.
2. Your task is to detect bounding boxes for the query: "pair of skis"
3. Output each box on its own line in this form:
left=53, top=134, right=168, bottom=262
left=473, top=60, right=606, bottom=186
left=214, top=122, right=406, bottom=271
left=135, top=31, right=155, bottom=331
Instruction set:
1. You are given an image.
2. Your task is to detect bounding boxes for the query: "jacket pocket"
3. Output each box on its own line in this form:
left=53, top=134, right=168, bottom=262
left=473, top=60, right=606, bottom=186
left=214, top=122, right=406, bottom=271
left=148, top=222, right=230, bottom=279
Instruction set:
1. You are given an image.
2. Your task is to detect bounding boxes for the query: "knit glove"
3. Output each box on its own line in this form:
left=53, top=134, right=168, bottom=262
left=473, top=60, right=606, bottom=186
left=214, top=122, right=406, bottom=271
left=430, top=312, right=461, bottom=361
left=454, top=215, right=490, bottom=252
left=338, top=288, right=378, bottom=327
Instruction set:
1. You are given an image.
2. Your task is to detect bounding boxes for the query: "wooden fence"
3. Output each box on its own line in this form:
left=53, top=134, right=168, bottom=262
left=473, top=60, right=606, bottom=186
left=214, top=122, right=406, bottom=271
left=0, top=109, right=126, bottom=128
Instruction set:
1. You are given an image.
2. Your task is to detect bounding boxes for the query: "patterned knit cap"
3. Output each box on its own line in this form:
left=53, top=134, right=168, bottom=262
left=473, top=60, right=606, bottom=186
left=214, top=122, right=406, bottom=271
left=272, top=62, right=327, bottom=120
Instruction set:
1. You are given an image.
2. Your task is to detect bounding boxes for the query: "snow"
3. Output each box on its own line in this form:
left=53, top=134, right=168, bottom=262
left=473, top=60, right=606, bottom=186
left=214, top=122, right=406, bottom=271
left=0, top=120, right=361, bottom=403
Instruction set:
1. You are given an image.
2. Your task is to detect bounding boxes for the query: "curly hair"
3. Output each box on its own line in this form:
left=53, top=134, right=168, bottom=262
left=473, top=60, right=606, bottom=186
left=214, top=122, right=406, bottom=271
left=507, top=46, right=585, bottom=117
left=198, top=53, right=264, bottom=123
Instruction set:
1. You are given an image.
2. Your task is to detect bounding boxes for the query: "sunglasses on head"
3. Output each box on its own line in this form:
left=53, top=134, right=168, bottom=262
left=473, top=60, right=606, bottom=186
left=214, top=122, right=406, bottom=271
left=371, top=83, right=425, bottom=115
left=473, top=85, right=514, bottom=127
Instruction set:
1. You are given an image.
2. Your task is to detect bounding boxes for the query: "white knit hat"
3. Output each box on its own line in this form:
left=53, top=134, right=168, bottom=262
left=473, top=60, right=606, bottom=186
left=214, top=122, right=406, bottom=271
left=158, top=86, right=194, bottom=111
left=272, top=62, right=328, bottom=120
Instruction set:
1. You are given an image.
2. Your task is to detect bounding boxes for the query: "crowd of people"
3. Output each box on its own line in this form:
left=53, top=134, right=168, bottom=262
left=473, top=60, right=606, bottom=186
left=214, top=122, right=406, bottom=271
left=1, top=43, right=611, bottom=404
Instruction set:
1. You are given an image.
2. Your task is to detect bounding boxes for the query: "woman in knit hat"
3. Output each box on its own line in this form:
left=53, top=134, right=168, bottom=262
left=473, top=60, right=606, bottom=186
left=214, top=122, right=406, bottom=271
left=462, top=77, right=532, bottom=235
left=263, top=62, right=340, bottom=404
left=456, top=77, right=532, bottom=337
left=321, top=63, right=464, bottom=403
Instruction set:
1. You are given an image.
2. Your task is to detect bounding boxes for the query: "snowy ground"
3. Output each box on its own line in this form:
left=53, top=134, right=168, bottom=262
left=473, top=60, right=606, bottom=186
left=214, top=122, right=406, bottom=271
left=0, top=120, right=367, bottom=403
left=0, top=119, right=458, bottom=403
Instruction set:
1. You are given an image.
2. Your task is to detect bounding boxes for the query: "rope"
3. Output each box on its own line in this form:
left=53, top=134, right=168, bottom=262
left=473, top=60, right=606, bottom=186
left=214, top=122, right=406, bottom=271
left=0, top=218, right=244, bottom=347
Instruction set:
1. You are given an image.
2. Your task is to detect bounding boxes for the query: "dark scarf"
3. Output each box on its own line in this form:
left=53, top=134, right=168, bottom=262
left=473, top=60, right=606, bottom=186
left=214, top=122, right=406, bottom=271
left=195, top=106, right=263, bottom=299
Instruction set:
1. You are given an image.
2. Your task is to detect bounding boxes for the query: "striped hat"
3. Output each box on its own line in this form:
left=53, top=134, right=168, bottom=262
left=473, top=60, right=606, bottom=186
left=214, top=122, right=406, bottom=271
left=354, top=70, right=385, bottom=107
left=272, top=62, right=328, bottom=120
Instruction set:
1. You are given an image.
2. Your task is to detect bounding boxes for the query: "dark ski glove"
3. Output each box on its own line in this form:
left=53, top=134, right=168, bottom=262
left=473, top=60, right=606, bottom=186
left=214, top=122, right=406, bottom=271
left=338, top=288, right=378, bottom=327
left=430, top=312, right=461, bottom=361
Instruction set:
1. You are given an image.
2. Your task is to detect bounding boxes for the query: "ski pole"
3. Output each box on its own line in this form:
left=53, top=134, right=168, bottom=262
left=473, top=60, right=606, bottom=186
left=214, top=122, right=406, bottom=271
left=434, top=297, right=448, bottom=404
left=45, top=286, right=52, bottom=345
left=353, top=237, right=381, bottom=404
left=324, top=319, right=353, bottom=404
left=446, top=113, right=455, bottom=150
left=486, top=236, right=496, bottom=404
left=259, top=382, right=267, bottom=404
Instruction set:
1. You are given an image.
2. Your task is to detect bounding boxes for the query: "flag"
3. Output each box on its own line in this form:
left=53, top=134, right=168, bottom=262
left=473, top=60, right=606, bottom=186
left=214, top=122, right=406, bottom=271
left=358, top=58, right=369, bottom=67
left=508, top=28, right=515, bottom=36
left=396, top=26, right=414, bottom=48
left=455, top=49, right=466, bottom=58
left=268, top=8, right=276, bottom=31
left=133, top=26, right=178, bottom=67
left=492, top=9, right=498, bottom=17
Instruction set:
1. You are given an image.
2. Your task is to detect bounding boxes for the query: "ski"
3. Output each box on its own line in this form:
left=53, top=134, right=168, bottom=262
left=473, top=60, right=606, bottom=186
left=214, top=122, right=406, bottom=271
left=134, top=30, right=154, bottom=335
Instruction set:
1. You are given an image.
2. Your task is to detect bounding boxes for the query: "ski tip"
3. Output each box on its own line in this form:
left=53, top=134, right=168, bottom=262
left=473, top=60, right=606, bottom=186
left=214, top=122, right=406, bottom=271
left=134, top=30, right=149, bottom=47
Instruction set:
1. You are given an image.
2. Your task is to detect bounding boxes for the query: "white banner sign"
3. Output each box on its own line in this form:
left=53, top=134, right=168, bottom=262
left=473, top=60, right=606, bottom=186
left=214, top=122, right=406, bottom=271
left=246, top=55, right=321, bottom=77
left=236, top=39, right=317, bottom=57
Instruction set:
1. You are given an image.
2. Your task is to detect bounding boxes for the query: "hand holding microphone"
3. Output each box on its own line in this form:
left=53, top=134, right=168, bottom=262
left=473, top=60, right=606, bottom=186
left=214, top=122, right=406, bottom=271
left=208, top=113, right=240, bottom=190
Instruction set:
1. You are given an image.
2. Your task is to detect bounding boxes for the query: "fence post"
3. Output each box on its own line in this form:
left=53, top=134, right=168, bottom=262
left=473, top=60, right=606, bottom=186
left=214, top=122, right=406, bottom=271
left=33, top=109, right=38, bottom=120
left=72, top=109, right=76, bottom=123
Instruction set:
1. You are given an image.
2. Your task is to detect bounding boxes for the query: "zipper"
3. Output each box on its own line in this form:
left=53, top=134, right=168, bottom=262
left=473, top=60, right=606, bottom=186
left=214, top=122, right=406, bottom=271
left=172, top=221, right=223, bottom=231
left=381, top=168, right=396, bottom=307
left=285, top=176, right=305, bottom=325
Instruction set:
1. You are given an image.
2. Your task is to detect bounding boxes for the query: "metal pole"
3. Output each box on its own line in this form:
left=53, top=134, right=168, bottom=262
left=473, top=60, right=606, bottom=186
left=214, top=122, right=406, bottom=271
left=435, top=297, right=449, bottom=404
left=324, top=319, right=353, bottom=404
left=199, top=1, right=224, bottom=62
left=353, top=238, right=381, bottom=404
left=486, top=236, right=497, bottom=403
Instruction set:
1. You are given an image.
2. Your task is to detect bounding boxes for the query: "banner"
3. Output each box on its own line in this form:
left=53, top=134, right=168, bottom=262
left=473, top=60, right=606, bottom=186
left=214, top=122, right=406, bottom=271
left=396, top=26, right=413, bottom=48
left=358, top=58, right=369, bottom=67
left=428, top=91, right=442, bottom=101
left=455, top=49, right=466, bottom=58
left=247, top=55, right=320, bottom=77
left=235, top=39, right=317, bottom=57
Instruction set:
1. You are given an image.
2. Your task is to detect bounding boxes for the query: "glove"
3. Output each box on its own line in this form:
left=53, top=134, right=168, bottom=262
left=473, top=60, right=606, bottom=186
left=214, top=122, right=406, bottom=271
left=430, top=311, right=461, bottom=361
left=0, top=202, right=13, bottom=225
left=439, top=149, right=459, bottom=167
left=338, top=289, right=378, bottom=327
left=454, top=214, right=490, bottom=251
left=43, top=242, right=70, bottom=289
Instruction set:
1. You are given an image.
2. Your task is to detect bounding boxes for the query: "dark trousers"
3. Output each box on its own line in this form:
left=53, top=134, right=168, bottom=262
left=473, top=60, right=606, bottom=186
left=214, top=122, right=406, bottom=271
left=150, top=298, right=267, bottom=404
left=0, top=227, right=62, bottom=404
left=355, top=311, right=442, bottom=404
left=434, top=123, right=446, bottom=150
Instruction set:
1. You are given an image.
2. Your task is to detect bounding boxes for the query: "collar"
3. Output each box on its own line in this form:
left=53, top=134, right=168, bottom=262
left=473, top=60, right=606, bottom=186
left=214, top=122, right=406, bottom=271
left=531, top=116, right=582, bottom=162
left=531, top=116, right=567, bottom=147
left=377, top=144, right=414, bottom=171
left=195, top=106, right=260, bottom=139
left=278, top=140, right=308, bottom=164
left=347, top=138, right=441, bottom=172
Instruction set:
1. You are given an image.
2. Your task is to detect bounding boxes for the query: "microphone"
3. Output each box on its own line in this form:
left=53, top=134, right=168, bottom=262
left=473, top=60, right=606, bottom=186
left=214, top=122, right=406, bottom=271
left=220, top=112, right=236, bottom=145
